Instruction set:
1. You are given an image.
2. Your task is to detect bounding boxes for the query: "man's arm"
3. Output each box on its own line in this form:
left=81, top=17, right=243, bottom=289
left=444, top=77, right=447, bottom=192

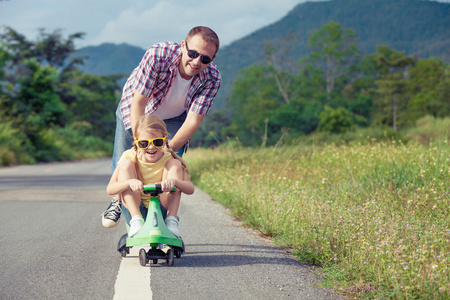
left=168, top=111, right=205, bottom=151
left=130, top=90, right=149, bottom=136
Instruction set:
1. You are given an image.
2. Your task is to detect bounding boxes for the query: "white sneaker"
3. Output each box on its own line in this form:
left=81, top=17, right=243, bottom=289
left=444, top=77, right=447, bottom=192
left=129, top=215, right=144, bottom=237
left=165, top=216, right=180, bottom=238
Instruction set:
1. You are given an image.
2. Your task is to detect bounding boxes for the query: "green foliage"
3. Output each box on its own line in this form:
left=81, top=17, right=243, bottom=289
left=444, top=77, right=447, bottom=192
left=266, top=99, right=322, bottom=139
left=347, top=94, right=373, bottom=126
left=406, top=115, right=450, bottom=144
left=212, top=0, right=450, bottom=109
left=306, top=21, right=362, bottom=96
left=58, top=69, right=119, bottom=141
left=17, top=58, right=66, bottom=128
left=0, top=122, right=34, bottom=165
left=408, top=59, right=450, bottom=122
left=371, top=46, right=416, bottom=130
left=221, top=21, right=449, bottom=148
left=228, top=64, right=281, bottom=146
left=0, top=27, right=85, bottom=68
left=318, top=106, right=354, bottom=134
left=39, top=124, right=113, bottom=161
left=192, top=110, right=232, bottom=148
left=0, top=27, right=118, bottom=166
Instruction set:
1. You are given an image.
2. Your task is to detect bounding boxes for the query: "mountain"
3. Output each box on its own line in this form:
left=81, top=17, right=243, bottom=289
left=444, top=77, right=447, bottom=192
left=75, top=0, right=450, bottom=110
left=212, top=0, right=450, bottom=109
left=75, top=43, right=145, bottom=76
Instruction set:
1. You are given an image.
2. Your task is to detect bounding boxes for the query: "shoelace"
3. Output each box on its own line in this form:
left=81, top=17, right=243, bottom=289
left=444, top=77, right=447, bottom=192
left=103, top=201, right=121, bottom=218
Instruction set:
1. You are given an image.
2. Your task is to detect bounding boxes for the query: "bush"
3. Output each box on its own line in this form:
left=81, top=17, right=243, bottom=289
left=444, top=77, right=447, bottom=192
left=39, top=124, right=113, bottom=161
left=406, top=115, right=450, bottom=144
left=318, top=106, right=354, bottom=133
left=0, top=120, right=113, bottom=166
left=293, top=125, right=405, bottom=146
left=0, top=122, right=35, bottom=166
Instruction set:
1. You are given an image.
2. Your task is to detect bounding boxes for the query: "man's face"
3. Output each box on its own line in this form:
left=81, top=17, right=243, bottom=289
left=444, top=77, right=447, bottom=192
left=178, top=34, right=217, bottom=80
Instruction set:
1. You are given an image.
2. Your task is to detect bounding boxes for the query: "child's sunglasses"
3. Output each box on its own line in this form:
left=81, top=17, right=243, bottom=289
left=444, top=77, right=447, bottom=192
left=135, top=137, right=166, bottom=149
left=185, top=42, right=213, bottom=65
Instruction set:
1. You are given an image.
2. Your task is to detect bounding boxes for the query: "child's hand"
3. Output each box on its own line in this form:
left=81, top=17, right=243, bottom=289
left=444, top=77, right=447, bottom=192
left=160, top=179, right=177, bottom=192
left=128, top=179, right=143, bottom=193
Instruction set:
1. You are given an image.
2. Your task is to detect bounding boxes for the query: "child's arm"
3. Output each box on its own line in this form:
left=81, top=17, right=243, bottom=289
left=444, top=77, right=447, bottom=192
left=160, top=159, right=195, bottom=195
left=106, top=166, right=144, bottom=195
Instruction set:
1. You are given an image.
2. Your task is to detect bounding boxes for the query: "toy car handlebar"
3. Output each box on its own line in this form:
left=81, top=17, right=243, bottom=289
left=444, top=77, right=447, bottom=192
left=143, top=184, right=177, bottom=194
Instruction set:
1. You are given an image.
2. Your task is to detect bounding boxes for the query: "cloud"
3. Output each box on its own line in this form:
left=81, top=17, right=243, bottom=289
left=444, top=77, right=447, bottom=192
left=85, top=0, right=302, bottom=49
left=4, top=0, right=450, bottom=50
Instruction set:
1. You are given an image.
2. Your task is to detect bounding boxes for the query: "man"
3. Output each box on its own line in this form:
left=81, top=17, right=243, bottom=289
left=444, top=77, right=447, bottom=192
left=102, top=26, right=221, bottom=227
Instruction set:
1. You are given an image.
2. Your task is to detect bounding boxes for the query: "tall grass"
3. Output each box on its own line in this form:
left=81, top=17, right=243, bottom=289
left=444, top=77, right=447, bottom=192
left=185, top=139, right=449, bottom=299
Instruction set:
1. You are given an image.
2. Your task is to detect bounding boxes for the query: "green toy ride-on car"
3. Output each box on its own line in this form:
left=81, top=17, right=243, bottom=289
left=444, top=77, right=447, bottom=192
left=117, top=184, right=184, bottom=267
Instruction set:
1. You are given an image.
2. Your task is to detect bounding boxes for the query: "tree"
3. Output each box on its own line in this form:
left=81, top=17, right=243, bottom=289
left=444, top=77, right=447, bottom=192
left=229, top=64, right=281, bottom=146
left=267, top=98, right=322, bottom=139
left=435, top=65, right=450, bottom=117
left=58, top=69, right=120, bottom=140
left=407, top=57, right=449, bottom=121
left=192, top=110, right=232, bottom=148
left=0, top=27, right=85, bottom=69
left=0, top=27, right=118, bottom=164
left=371, top=45, right=415, bottom=130
left=304, top=21, right=362, bottom=101
left=264, top=33, right=300, bottom=104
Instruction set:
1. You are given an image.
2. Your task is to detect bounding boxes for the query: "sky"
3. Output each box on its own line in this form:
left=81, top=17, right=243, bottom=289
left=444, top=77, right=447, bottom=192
left=1, top=0, right=315, bottom=50
left=1, top=0, right=450, bottom=51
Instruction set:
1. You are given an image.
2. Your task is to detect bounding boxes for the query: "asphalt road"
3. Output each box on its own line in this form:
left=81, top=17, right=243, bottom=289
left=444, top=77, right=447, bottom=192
left=0, top=159, right=341, bottom=300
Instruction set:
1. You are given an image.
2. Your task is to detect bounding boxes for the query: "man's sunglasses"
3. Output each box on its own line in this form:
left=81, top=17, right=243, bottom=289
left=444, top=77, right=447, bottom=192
left=185, top=42, right=213, bottom=65
left=135, top=137, right=166, bottom=149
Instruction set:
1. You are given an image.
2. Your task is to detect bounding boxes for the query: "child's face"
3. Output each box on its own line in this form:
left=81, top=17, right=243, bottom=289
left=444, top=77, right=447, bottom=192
left=136, top=130, right=165, bottom=163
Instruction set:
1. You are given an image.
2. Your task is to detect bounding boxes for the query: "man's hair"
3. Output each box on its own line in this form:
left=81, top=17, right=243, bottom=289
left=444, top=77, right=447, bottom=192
left=186, top=26, right=220, bottom=55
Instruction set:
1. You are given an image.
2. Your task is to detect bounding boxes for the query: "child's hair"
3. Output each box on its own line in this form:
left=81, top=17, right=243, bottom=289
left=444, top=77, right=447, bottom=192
left=132, top=114, right=190, bottom=180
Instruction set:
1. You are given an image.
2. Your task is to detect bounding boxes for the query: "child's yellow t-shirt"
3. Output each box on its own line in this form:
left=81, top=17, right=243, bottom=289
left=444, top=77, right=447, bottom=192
left=118, top=149, right=173, bottom=207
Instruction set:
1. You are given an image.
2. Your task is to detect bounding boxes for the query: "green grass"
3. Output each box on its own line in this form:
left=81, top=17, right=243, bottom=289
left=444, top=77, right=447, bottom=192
left=185, top=139, right=449, bottom=299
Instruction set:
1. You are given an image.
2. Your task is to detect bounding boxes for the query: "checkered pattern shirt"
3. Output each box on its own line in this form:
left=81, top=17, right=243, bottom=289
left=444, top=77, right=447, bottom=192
left=119, top=42, right=221, bottom=129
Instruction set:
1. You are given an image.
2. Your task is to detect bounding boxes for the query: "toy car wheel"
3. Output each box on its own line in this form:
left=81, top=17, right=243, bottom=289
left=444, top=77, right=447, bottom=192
left=166, top=248, right=174, bottom=267
left=175, top=248, right=182, bottom=258
left=120, top=249, right=127, bottom=257
left=139, top=248, right=148, bottom=266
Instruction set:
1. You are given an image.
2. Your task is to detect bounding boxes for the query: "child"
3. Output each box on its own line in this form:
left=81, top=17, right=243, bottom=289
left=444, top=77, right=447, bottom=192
left=106, top=115, right=194, bottom=238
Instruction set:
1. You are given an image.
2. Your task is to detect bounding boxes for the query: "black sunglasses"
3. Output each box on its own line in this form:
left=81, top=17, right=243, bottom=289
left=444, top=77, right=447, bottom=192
left=185, top=42, right=213, bottom=65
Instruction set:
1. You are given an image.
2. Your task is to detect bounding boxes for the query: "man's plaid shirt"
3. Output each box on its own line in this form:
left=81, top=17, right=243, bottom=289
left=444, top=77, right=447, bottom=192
left=119, top=41, right=221, bottom=129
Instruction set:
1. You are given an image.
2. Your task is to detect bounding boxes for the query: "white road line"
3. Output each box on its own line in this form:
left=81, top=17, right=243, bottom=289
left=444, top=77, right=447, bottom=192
left=113, top=246, right=152, bottom=300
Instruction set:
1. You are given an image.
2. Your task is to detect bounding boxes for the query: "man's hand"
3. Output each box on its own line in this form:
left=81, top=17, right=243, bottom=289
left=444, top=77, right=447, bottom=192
left=169, top=111, right=205, bottom=151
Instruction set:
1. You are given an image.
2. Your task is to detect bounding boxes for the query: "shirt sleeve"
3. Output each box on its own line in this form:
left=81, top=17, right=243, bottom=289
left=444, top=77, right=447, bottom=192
left=132, top=48, right=159, bottom=99
left=189, top=66, right=222, bottom=115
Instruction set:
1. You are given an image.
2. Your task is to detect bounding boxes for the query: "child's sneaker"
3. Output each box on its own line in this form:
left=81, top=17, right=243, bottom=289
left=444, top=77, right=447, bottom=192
left=129, top=215, right=144, bottom=237
left=165, top=216, right=180, bottom=238
left=101, top=197, right=121, bottom=228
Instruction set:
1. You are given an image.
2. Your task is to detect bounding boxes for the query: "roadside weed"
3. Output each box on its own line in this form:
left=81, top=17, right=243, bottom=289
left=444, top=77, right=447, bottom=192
left=186, top=139, right=449, bottom=299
